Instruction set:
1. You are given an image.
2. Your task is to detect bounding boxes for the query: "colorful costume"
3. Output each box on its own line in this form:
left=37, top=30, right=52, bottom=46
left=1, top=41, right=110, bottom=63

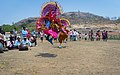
left=36, top=1, right=70, bottom=46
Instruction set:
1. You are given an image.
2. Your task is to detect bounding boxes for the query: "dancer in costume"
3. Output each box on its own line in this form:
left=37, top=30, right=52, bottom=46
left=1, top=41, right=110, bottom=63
left=36, top=1, right=70, bottom=48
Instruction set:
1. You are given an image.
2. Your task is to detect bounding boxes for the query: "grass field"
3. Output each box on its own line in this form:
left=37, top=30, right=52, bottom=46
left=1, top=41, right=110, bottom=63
left=0, top=40, right=120, bottom=75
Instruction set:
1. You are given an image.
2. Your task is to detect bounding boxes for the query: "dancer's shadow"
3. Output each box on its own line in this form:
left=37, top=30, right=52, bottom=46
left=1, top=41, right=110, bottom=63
left=35, top=53, right=57, bottom=58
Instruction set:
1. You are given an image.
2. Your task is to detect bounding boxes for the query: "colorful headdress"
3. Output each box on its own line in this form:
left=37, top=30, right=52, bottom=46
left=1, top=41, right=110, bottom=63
left=41, top=2, right=62, bottom=17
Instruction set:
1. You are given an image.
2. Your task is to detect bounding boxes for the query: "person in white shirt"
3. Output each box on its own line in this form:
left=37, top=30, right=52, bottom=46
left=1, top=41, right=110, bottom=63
left=40, top=31, right=44, bottom=42
left=73, top=29, right=78, bottom=41
left=84, top=33, right=88, bottom=40
left=13, top=28, right=17, bottom=40
left=3, top=32, right=7, bottom=48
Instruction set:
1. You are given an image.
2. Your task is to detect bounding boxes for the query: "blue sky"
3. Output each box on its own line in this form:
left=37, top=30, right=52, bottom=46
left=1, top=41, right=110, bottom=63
left=0, top=0, right=120, bottom=25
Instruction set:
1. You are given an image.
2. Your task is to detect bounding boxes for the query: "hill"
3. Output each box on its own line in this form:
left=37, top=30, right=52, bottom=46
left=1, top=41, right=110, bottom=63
left=61, top=12, right=113, bottom=25
left=15, top=12, right=114, bottom=27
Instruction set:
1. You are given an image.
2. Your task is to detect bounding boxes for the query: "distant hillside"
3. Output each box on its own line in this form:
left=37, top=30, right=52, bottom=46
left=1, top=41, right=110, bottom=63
left=61, top=12, right=113, bottom=25
left=15, top=12, right=114, bottom=27
left=15, top=17, right=39, bottom=26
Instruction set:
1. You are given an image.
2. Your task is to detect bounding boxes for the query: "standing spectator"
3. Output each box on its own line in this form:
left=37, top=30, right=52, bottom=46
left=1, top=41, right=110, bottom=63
left=96, top=31, right=99, bottom=41
left=88, top=31, right=91, bottom=40
left=90, top=30, right=94, bottom=41
left=98, top=30, right=101, bottom=41
left=0, top=33, right=4, bottom=50
left=13, top=28, right=17, bottom=40
left=105, top=31, right=108, bottom=41
left=31, top=29, right=36, bottom=36
left=0, top=42, right=4, bottom=53
left=22, top=27, right=28, bottom=38
left=84, top=33, right=88, bottom=40
left=0, top=28, right=5, bottom=34
left=69, top=30, right=73, bottom=41
left=73, top=29, right=78, bottom=41
left=38, top=31, right=40, bottom=39
left=0, top=28, right=5, bottom=51
left=96, top=30, right=100, bottom=41
left=76, top=31, right=79, bottom=40
left=78, top=32, right=82, bottom=41
left=40, top=31, right=44, bottom=42
left=10, top=31, right=15, bottom=41
left=26, top=28, right=31, bottom=40
left=3, top=32, right=7, bottom=48
left=0, top=33, right=4, bottom=53
left=102, top=30, right=106, bottom=41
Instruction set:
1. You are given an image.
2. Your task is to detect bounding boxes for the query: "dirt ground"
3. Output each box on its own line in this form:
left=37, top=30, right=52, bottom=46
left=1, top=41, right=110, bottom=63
left=0, top=40, right=120, bottom=75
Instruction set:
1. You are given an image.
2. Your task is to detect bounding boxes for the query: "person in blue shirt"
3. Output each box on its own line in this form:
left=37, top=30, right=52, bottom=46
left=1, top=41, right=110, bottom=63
left=0, top=42, right=4, bottom=53
left=18, top=37, right=31, bottom=50
left=14, top=36, right=21, bottom=49
left=22, top=27, right=28, bottom=38
left=21, top=37, right=32, bottom=47
left=31, top=29, right=36, bottom=36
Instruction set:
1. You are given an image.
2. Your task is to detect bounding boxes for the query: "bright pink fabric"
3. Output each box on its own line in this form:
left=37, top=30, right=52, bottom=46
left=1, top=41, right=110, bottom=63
left=44, top=29, right=58, bottom=38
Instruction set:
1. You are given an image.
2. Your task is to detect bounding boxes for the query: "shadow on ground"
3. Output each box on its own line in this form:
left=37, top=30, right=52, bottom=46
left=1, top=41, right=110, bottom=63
left=35, top=53, right=57, bottom=58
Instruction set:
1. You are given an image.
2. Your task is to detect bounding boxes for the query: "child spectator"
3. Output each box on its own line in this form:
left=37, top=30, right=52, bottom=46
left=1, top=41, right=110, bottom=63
left=30, top=35, right=37, bottom=46
left=40, top=31, right=44, bottom=42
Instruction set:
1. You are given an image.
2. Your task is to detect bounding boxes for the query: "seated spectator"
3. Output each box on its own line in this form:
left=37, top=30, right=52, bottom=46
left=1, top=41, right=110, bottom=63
left=0, top=33, right=4, bottom=53
left=7, top=35, right=15, bottom=50
left=0, top=42, right=4, bottom=53
left=14, top=36, right=21, bottom=49
left=19, top=37, right=31, bottom=50
left=30, top=35, right=37, bottom=46
left=21, top=37, right=32, bottom=46
left=7, top=38, right=14, bottom=50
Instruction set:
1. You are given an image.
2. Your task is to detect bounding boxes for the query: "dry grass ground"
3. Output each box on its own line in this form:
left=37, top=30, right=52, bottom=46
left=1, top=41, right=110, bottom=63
left=0, top=40, right=120, bottom=75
